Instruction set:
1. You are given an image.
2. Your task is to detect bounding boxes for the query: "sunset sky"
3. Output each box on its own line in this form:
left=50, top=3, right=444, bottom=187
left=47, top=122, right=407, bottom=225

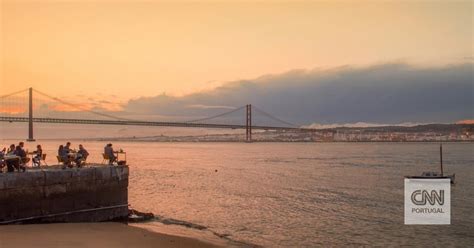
left=0, top=1, right=473, bottom=125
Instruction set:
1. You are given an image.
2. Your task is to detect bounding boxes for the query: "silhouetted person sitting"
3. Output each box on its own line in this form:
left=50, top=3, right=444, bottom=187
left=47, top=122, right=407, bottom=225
left=104, top=143, right=117, bottom=165
left=64, top=142, right=73, bottom=153
left=76, top=144, right=89, bottom=167
left=0, top=147, right=5, bottom=158
left=58, top=145, right=63, bottom=157
left=5, top=144, right=17, bottom=172
left=32, top=144, right=43, bottom=167
left=7, top=144, right=15, bottom=155
left=0, top=147, right=6, bottom=172
left=64, top=142, right=76, bottom=167
left=58, top=145, right=70, bottom=169
left=14, top=142, right=27, bottom=172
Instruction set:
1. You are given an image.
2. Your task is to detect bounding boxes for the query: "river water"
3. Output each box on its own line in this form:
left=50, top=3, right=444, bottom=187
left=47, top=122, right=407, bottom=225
left=3, top=141, right=474, bottom=246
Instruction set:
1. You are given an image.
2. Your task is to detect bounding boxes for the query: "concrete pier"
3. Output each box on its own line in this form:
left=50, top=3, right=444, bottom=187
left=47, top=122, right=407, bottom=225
left=0, top=165, right=129, bottom=224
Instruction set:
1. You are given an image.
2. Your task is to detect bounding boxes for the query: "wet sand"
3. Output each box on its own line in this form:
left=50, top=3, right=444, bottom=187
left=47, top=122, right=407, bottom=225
left=0, top=222, right=221, bottom=248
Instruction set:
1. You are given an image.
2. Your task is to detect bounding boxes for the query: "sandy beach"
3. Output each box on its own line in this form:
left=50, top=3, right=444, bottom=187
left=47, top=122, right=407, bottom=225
left=0, top=222, right=221, bottom=248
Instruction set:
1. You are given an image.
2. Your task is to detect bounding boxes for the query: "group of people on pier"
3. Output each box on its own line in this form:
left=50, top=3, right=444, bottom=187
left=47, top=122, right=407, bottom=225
left=0, top=142, right=28, bottom=172
left=57, top=142, right=90, bottom=168
left=0, top=142, right=122, bottom=173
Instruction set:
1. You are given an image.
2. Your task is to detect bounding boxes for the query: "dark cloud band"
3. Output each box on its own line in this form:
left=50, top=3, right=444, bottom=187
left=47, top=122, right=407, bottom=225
left=124, top=63, right=474, bottom=125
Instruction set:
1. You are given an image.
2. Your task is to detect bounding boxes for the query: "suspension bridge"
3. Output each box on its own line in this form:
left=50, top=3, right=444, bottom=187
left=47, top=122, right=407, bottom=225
left=0, top=88, right=316, bottom=142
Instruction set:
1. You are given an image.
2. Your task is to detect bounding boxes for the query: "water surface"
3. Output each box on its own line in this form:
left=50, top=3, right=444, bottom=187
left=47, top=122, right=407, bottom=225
left=5, top=141, right=473, bottom=246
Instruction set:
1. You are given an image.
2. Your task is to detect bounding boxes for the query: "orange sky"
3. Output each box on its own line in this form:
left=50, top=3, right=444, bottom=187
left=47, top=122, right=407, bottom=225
left=1, top=0, right=472, bottom=103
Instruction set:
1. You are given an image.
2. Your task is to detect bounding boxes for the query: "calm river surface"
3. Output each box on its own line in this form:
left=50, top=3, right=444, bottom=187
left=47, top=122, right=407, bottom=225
left=6, top=141, right=474, bottom=247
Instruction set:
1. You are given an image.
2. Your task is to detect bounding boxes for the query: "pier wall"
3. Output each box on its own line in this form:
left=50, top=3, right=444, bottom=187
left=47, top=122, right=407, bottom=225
left=0, top=165, right=128, bottom=224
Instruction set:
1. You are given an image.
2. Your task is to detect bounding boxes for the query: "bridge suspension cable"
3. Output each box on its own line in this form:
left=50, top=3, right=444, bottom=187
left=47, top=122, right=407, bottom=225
left=185, top=105, right=246, bottom=123
left=0, top=88, right=29, bottom=99
left=32, top=89, right=134, bottom=121
left=252, top=105, right=298, bottom=128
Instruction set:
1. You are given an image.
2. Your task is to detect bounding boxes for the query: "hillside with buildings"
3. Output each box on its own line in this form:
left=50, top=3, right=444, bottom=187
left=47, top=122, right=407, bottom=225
left=93, top=124, right=474, bottom=142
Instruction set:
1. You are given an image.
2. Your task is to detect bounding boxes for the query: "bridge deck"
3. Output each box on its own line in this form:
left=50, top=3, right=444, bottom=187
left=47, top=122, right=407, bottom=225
left=0, top=116, right=314, bottom=132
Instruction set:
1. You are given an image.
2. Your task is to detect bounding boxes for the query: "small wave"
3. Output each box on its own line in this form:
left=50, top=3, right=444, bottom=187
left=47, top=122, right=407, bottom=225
left=297, top=157, right=323, bottom=160
left=297, top=157, right=339, bottom=161
left=154, top=215, right=207, bottom=230
left=152, top=215, right=261, bottom=247
left=263, top=159, right=295, bottom=163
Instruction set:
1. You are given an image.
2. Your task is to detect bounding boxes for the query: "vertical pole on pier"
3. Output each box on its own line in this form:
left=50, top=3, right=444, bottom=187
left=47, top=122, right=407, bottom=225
left=246, top=104, right=252, bottom=142
left=27, top=87, right=35, bottom=141
left=249, top=104, right=252, bottom=142
left=440, top=143, right=443, bottom=176
left=246, top=104, right=249, bottom=142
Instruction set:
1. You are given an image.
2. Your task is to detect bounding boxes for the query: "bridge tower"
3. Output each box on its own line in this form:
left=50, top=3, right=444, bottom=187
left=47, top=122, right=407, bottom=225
left=27, top=87, right=35, bottom=141
left=246, top=104, right=252, bottom=142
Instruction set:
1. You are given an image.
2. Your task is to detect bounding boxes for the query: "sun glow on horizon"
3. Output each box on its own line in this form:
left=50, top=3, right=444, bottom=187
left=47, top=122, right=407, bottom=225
left=457, top=119, right=474, bottom=125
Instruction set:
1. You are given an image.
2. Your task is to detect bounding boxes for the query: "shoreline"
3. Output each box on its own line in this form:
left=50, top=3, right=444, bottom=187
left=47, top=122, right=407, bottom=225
left=0, top=222, right=224, bottom=248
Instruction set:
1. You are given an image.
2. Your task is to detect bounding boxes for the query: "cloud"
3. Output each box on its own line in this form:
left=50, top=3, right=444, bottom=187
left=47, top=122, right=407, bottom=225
left=303, top=122, right=432, bottom=129
left=124, top=62, right=474, bottom=125
left=457, top=119, right=474, bottom=124
left=186, top=104, right=236, bottom=110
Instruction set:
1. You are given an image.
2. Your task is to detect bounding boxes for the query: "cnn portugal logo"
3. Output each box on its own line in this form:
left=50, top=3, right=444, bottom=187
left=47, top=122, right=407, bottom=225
left=405, top=179, right=450, bottom=225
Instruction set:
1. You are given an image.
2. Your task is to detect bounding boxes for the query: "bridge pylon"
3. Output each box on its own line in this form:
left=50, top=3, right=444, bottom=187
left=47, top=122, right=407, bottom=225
left=27, top=87, right=35, bottom=142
